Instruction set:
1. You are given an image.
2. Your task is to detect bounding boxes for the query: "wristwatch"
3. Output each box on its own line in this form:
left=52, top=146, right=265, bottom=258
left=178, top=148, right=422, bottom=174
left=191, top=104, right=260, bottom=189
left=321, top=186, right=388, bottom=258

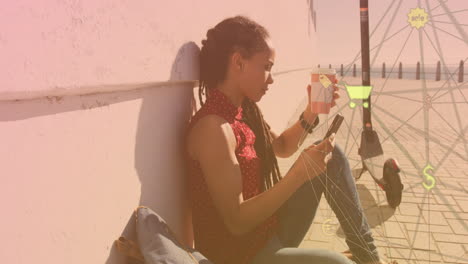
left=299, top=112, right=319, bottom=134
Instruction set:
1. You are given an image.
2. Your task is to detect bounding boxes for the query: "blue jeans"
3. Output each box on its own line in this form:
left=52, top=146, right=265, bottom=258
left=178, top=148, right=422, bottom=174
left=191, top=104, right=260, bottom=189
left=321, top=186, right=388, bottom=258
left=251, top=142, right=380, bottom=264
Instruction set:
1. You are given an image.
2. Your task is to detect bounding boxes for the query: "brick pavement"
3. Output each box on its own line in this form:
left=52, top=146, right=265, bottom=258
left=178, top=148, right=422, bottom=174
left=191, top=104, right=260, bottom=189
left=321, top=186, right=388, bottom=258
left=275, top=78, right=468, bottom=263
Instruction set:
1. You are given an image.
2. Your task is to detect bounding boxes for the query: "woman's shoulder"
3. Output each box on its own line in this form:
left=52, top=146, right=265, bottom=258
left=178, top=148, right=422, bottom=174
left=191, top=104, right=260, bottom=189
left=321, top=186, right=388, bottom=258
left=188, top=104, right=236, bottom=133
left=189, top=113, right=235, bottom=139
left=187, top=112, right=239, bottom=158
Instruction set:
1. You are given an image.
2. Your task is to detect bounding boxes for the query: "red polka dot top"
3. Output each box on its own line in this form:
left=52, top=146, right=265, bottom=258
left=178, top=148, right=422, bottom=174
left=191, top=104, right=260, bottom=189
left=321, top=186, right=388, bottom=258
left=184, top=88, right=279, bottom=264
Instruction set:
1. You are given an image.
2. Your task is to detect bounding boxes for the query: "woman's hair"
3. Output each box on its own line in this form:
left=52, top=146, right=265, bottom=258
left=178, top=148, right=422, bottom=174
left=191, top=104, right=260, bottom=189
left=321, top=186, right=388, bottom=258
left=198, top=15, right=282, bottom=192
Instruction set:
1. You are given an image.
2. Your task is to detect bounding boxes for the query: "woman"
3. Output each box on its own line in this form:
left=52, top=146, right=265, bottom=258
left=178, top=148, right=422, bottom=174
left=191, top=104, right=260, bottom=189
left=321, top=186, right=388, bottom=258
left=185, top=15, right=397, bottom=264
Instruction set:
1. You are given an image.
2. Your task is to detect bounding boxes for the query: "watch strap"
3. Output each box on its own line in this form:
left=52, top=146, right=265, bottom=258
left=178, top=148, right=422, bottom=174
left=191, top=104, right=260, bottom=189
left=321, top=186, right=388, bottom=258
left=299, top=112, right=319, bottom=134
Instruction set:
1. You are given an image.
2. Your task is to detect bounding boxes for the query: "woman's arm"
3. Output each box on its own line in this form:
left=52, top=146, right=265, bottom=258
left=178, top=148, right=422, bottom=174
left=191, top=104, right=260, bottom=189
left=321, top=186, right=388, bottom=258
left=272, top=82, right=340, bottom=158
left=271, top=107, right=318, bottom=158
left=192, top=115, right=305, bottom=236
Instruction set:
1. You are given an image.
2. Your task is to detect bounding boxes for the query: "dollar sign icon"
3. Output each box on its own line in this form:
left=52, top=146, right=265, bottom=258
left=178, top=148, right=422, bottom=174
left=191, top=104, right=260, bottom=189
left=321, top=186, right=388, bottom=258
left=322, top=219, right=336, bottom=236
left=422, top=164, right=435, bottom=191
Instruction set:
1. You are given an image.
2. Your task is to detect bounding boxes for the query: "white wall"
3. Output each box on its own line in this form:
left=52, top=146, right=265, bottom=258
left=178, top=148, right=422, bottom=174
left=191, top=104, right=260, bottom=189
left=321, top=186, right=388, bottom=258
left=0, top=1, right=319, bottom=263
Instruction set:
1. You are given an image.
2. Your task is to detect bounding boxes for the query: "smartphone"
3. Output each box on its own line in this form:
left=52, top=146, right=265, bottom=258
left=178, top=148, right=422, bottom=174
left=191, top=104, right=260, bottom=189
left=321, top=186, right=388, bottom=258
left=323, top=114, right=344, bottom=140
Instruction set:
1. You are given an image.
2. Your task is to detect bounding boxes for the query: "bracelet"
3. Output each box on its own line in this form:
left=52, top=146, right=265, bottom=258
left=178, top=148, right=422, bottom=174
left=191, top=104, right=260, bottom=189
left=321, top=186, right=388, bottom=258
left=299, top=112, right=319, bottom=134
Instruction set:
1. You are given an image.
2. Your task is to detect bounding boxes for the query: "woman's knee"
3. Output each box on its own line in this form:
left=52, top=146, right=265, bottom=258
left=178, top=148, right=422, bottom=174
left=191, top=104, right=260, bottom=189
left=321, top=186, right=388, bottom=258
left=312, top=140, right=347, bottom=163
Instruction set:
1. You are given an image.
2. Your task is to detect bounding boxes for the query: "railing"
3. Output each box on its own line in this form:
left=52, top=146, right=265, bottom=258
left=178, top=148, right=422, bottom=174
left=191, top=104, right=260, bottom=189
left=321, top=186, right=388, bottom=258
left=318, top=60, right=466, bottom=82
left=0, top=80, right=199, bottom=102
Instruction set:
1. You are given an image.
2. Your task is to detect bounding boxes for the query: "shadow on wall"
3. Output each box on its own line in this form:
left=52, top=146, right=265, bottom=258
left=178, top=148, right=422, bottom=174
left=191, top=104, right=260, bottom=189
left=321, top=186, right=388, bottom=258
left=105, top=41, right=200, bottom=264
left=0, top=41, right=199, bottom=264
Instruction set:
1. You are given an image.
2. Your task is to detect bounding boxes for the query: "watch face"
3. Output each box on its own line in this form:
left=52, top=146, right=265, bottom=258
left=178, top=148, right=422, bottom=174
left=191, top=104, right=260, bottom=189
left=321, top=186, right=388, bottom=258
left=300, top=120, right=314, bottom=133
left=314, top=116, right=320, bottom=126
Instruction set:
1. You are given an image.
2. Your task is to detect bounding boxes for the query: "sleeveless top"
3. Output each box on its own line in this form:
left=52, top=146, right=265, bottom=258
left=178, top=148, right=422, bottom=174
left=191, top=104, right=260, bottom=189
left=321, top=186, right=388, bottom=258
left=184, top=88, right=279, bottom=264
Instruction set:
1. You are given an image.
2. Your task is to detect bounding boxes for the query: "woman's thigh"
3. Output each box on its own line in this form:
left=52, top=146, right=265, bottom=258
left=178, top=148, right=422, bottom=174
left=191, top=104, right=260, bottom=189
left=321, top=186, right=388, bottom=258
left=251, top=234, right=354, bottom=264
left=276, top=174, right=325, bottom=248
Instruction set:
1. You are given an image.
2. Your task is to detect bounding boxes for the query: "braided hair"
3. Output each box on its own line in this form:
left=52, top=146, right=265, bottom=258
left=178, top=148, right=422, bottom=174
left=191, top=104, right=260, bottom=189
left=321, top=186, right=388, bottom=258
left=198, top=15, right=282, bottom=192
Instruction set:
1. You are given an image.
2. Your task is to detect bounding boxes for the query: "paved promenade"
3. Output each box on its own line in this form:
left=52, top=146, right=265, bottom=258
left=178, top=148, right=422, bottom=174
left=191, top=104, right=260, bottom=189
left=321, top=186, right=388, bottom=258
left=275, top=77, right=468, bottom=263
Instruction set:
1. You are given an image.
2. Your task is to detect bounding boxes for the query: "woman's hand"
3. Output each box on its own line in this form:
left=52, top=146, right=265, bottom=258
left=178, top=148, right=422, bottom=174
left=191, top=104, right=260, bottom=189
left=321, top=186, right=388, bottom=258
left=291, top=133, right=336, bottom=184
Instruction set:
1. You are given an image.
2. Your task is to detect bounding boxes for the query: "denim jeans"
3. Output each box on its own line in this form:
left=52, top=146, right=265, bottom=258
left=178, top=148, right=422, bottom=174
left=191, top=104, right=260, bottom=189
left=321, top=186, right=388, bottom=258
left=251, top=141, right=380, bottom=264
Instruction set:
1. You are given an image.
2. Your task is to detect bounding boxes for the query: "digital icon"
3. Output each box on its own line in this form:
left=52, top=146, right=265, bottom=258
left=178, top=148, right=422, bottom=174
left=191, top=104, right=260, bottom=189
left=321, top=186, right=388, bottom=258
left=322, top=219, right=337, bottom=236
left=408, top=7, right=429, bottom=29
left=319, top=74, right=332, bottom=88
left=341, top=82, right=373, bottom=108
left=422, top=164, right=436, bottom=191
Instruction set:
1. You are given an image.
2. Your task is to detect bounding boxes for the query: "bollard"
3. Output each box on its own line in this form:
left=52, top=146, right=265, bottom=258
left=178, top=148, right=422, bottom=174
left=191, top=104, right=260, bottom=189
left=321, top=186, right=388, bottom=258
left=436, top=61, right=441, bottom=81
left=459, top=60, right=464, bottom=83
left=398, top=62, right=402, bottom=79
left=382, top=62, right=386, bottom=78
left=416, top=62, right=420, bottom=80
left=353, top=64, right=356, bottom=77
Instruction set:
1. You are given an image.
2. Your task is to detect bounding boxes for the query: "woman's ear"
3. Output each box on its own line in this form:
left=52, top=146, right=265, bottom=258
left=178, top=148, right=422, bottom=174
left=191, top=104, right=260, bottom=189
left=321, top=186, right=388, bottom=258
left=230, top=49, right=245, bottom=72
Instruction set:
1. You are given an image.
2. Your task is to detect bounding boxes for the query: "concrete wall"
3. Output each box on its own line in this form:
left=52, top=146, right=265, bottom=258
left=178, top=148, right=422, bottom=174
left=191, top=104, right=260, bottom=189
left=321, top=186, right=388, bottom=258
left=0, top=0, right=319, bottom=263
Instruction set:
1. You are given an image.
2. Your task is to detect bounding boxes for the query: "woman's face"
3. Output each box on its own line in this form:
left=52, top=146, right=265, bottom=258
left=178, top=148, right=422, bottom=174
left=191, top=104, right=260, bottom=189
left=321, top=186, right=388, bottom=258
left=238, top=38, right=275, bottom=102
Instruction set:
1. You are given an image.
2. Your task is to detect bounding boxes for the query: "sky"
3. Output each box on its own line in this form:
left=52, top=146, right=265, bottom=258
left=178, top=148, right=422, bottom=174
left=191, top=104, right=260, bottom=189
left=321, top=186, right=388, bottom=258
left=315, top=0, right=467, bottom=68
